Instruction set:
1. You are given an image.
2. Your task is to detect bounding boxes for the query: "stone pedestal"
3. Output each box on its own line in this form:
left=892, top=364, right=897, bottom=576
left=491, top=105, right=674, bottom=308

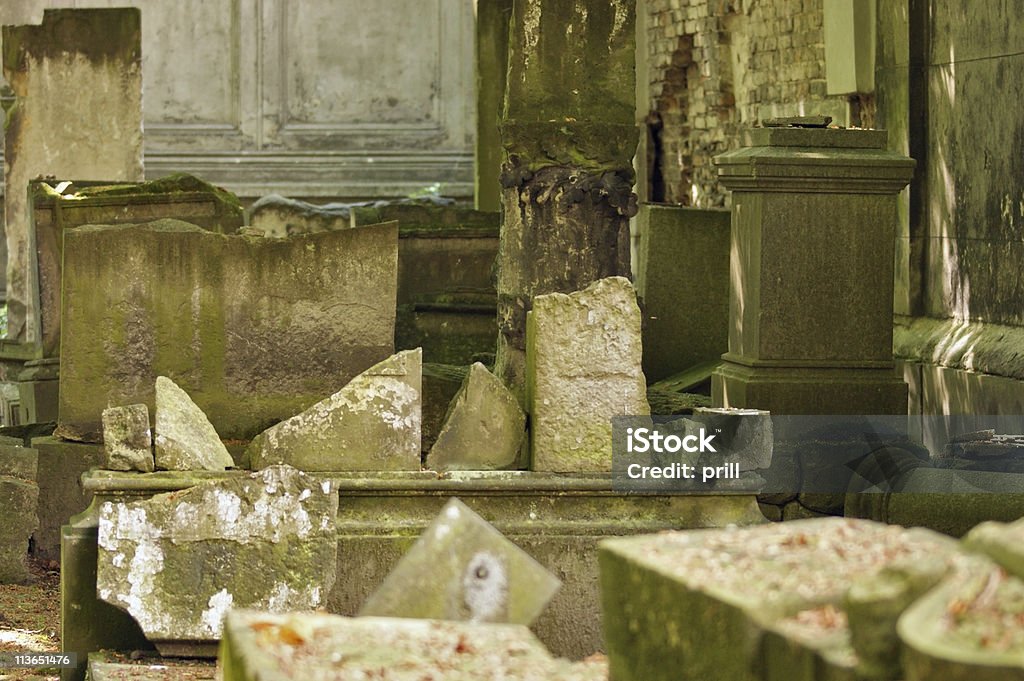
left=712, top=128, right=915, bottom=414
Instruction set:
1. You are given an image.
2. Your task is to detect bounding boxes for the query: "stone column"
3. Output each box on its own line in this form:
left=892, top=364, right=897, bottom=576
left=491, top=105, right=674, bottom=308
left=474, top=0, right=513, bottom=212
left=2, top=8, right=143, bottom=343
left=712, top=127, right=915, bottom=414
left=494, top=0, right=638, bottom=401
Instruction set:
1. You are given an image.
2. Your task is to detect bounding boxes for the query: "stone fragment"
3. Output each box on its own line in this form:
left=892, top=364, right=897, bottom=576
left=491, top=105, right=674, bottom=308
left=600, top=518, right=959, bottom=681
left=3, top=8, right=144, bottom=343
left=527, top=277, right=649, bottom=472
left=220, top=610, right=606, bottom=681
left=0, top=475, right=38, bottom=584
left=421, top=363, right=470, bottom=455
left=102, top=404, right=154, bottom=473
left=360, top=498, right=560, bottom=625
left=691, top=407, right=773, bottom=471
left=154, top=377, right=233, bottom=471
left=96, top=465, right=337, bottom=650
left=963, top=518, right=1024, bottom=580
left=57, top=219, right=398, bottom=442
left=247, top=349, right=422, bottom=472
left=426, top=363, right=525, bottom=471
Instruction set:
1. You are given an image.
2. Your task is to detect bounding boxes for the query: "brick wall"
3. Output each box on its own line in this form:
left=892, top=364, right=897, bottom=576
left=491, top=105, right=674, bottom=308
left=644, top=0, right=869, bottom=207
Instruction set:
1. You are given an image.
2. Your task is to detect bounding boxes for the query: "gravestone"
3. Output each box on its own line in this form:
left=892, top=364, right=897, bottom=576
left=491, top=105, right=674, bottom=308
left=57, top=219, right=398, bottom=442
left=101, top=404, right=152, bottom=473
left=0, top=445, right=37, bottom=583
left=360, top=498, right=560, bottom=624
left=3, top=8, right=144, bottom=342
left=96, top=465, right=337, bottom=656
left=527, top=277, right=649, bottom=472
left=247, top=349, right=421, bottom=472
left=30, top=175, right=244, bottom=357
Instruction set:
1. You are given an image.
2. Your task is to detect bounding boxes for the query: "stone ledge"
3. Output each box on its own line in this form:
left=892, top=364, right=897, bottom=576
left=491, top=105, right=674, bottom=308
left=894, top=315, right=1024, bottom=381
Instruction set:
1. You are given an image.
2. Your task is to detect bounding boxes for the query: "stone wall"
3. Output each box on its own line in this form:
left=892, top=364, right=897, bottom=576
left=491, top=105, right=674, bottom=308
left=640, top=0, right=862, bottom=207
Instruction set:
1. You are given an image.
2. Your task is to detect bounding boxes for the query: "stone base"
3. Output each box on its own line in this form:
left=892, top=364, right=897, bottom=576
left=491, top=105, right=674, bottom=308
left=32, top=437, right=104, bottom=562
left=69, top=470, right=763, bottom=664
left=712, top=361, right=909, bottom=415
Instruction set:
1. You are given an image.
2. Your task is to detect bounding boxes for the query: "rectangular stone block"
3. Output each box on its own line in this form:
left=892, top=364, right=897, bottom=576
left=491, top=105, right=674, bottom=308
left=30, top=175, right=244, bottom=357
left=31, top=437, right=104, bottom=562
left=58, top=219, right=398, bottom=442
left=3, top=8, right=144, bottom=343
left=635, top=205, right=729, bottom=383
left=527, top=277, right=649, bottom=472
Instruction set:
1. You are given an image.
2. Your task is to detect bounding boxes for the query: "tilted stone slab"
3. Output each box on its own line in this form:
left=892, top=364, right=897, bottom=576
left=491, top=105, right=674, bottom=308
left=155, top=377, right=232, bottom=471
left=0, top=472, right=38, bottom=584
left=527, top=277, right=649, bottom=472
left=426, top=362, right=525, bottom=471
left=600, top=518, right=959, bottom=681
left=57, top=218, right=398, bottom=442
left=219, top=610, right=605, bottom=681
left=899, top=553, right=1024, bottom=680
left=247, top=349, right=421, bottom=472
left=360, top=498, right=560, bottom=625
left=102, top=404, right=154, bottom=472
left=97, top=465, right=337, bottom=649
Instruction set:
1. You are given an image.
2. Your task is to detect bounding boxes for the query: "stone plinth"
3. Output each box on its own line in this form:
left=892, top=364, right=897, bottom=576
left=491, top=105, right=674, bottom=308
left=3, top=8, right=144, bottom=343
left=57, top=219, right=398, bottom=442
left=635, top=205, right=730, bottom=383
left=712, top=128, right=915, bottom=414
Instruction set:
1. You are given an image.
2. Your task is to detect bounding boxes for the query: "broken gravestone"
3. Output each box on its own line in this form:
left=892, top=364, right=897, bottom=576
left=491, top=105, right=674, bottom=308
left=96, top=465, right=337, bottom=652
left=0, top=446, right=38, bottom=583
left=220, top=610, right=606, bottom=681
left=360, top=498, right=560, bottom=625
left=426, top=362, right=525, bottom=471
left=527, top=277, right=649, bottom=472
left=155, top=377, right=233, bottom=471
left=247, top=349, right=422, bottom=472
left=102, top=404, right=153, bottom=473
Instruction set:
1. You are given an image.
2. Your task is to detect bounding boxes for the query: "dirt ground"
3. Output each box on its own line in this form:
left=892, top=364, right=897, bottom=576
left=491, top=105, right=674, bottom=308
left=0, top=557, right=61, bottom=681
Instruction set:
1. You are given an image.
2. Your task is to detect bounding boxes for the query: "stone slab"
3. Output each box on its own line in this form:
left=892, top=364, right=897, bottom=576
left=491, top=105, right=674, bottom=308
left=102, top=404, right=153, bottom=473
left=360, top=498, right=560, bottom=624
left=3, top=8, right=144, bottom=343
left=57, top=219, right=398, bottom=442
left=0, top=444, right=37, bottom=480
left=0, top=475, right=38, bottom=583
left=600, top=518, right=958, bottom=681
left=219, top=610, right=606, bottom=681
left=527, top=277, right=649, bottom=472
left=154, top=377, right=232, bottom=472
left=691, top=407, right=773, bottom=471
left=247, top=349, right=421, bottom=472
left=31, top=437, right=104, bottom=562
left=96, top=465, right=337, bottom=648
left=426, top=363, right=526, bottom=471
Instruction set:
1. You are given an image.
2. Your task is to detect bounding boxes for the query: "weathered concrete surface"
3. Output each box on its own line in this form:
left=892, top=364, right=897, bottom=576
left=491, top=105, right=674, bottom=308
left=600, top=518, right=958, bottom=681
left=219, top=610, right=606, bottom=681
left=527, top=277, right=649, bottom=472
left=494, top=0, right=638, bottom=400
left=634, top=205, right=730, bottom=383
left=57, top=219, right=398, bottom=442
left=0, top=446, right=38, bottom=584
left=361, top=498, right=559, bottom=624
left=101, top=404, right=153, bottom=473
left=247, top=349, right=421, bottom=472
left=154, top=377, right=233, bottom=471
left=96, top=466, right=337, bottom=646
left=3, top=8, right=144, bottom=342
left=426, top=363, right=525, bottom=471
left=31, top=175, right=244, bottom=357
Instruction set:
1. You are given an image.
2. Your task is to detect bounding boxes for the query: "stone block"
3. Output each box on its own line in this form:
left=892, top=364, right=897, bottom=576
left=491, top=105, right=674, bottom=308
left=0, top=475, right=38, bottom=583
left=0, top=444, right=37, bottom=481
left=57, top=219, right=398, bottom=442
left=600, top=518, right=958, bottom=681
left=360, top=498, right=560, bottom=625
left=634, top=205, right=730, bottom=383
left=3, top=8, right=144, bottom=343
left=426, top=363, right=526, bottom=471
left=101, top=404, right=153, bottom=473
left=154, top=377, right=232, bottom=472
left=247, top=349, right=421, bottom=472
left=96, top=465, right=337, bottom=652
left=30, top=175, right=244, bottom=357
left=963, top=518, right=1024, bottom=581
left=246, top=194, right=351, bottom=237
left=219, top=610, right=606, bottom=681
left=31, top=437, right=104, bottom=562
left=691, top=407, right=773, bottom=471
left=527, top=277, right=649, bottom=472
